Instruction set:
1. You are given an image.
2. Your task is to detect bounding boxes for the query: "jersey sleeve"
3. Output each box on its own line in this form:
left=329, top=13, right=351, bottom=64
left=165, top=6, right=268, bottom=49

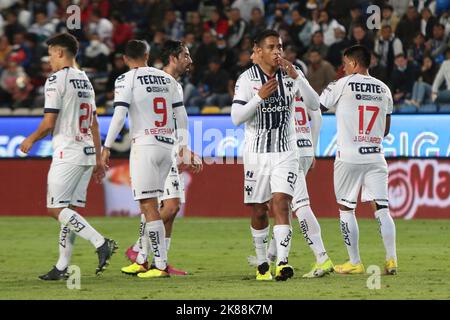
left=232, top=73, right=252, bottom=105
left=385, top=84, right=394, bottom=115
left=172, top=81, right=184, bottom=109
left=113, top=72, right=133, bottom=108
left=319, top=78, right=345, bottom=111
left=44, top=73, right=64, bottom=113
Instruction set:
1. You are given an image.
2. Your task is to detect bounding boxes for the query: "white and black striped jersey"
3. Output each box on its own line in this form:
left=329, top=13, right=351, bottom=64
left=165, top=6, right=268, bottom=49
left=233, top=64, right=303, bottom=153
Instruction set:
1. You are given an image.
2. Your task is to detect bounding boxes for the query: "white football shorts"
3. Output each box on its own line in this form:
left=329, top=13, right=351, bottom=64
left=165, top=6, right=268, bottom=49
left=159, top=161, right=185, bottom=203
left=130, top=144, right=173, bottom=200
left=243, top=150, right=299, bottom=204
left=299, top=156, right=313, bottom=175
left=47, top=161, right=93, bottom=208
left=334, top=160, right=389, bottom=209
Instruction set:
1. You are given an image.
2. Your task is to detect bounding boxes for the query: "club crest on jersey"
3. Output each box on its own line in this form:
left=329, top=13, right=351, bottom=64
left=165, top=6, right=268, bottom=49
left=116, top=74, right=126, bottom=82
left=48, top=75, right=57, bottom=83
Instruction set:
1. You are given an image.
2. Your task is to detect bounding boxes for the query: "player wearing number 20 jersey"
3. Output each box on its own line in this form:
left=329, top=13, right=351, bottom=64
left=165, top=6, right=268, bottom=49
left=320, top=45, right=397, bottom=276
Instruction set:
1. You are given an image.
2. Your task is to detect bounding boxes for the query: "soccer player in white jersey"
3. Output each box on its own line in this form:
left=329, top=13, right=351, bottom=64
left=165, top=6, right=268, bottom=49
left=19, top=33, right=118, bottom=280
left=102, top=40, right=199, bottom=278
left=231, top=30, right=320, bottom=281
left=246, top=50, right=334, bottom=278
left=124, top=40, right=201, bottom=275
left=320, top=45, right=397, bottom=275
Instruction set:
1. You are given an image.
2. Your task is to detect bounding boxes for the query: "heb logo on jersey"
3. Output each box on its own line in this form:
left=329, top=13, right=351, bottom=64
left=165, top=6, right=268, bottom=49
left=144, top=128, right=174, bottom=135
left=388, top=160, right=450, bottom=219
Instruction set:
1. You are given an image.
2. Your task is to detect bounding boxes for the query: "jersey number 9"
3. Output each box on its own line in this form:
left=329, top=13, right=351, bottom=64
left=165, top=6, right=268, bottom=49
left=153, top=97, right=167, bottom=127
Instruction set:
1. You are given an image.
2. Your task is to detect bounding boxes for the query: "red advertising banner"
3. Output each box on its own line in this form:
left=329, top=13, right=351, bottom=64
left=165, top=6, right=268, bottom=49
left=1, top=158, right=449, bottom=219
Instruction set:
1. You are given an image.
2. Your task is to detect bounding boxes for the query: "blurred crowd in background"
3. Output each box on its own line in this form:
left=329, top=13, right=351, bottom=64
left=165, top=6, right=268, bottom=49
left=0, top=0, right=450, bottom=115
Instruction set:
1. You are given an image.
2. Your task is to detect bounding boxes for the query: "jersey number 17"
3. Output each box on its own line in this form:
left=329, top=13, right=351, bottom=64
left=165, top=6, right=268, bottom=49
left=358, top=105, right=379, bottom=135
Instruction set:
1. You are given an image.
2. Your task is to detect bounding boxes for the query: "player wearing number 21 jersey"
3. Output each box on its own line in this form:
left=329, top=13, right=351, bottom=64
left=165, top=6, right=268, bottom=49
left=20, top=33, right=117, bottom=281
left=320, top=45, right=397, bottom=275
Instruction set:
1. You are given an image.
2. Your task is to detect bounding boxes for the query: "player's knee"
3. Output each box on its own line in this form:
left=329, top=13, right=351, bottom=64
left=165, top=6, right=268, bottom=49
left=271, top=194, right=291, bottom=213
left=165, top=203, right=181, bottom=219
left=252, top=204, right=269, bottom=221
left=47, top=207, right=62, bottom=219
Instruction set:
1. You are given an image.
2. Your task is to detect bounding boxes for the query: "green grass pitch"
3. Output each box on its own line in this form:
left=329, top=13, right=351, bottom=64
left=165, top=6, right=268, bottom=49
left=0, top=216, right=449, bottom=300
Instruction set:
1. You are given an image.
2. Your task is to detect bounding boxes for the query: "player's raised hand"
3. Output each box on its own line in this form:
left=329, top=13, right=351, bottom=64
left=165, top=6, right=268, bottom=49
left=258, top=78, right=278, bottom=99
left=101, top=147, right=111, bottom=169
left=19, top=137, right=33, bottom=154
left=278, top=58, right=298, bottom=79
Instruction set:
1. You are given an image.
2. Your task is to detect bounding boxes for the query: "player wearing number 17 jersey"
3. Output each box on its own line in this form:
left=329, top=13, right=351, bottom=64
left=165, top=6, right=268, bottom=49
left=102, top=40, right=191, bottom=279
left=20, top=33, right=117, bottom=280
left=319, top=45, right=397, bottom=275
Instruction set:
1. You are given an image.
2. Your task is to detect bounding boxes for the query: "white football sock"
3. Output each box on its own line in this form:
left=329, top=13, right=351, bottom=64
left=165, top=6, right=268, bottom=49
left=145, top=220, right=167, bottom=270
left=165, top=238, right=171, bottom=256
left=375, top=208, right=397, bottom=261
left=273, top=224, right=292, bottom=265
left=250, top=226, right=269, bottom=266
left=58, top=208, right=104, bottom=249
left=339, top=210, right=361, bottom=265
left=136, top=233, right=149, bottom=265
left=296, top=206, right=329, bottom=264
left=132, top=213, right=146, bottom=252
left=267, top=234, right=277, bottom=262
left=56, top=225, right=76, bottom=271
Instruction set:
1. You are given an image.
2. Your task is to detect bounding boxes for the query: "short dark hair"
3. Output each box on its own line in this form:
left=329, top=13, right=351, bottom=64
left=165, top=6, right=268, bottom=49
left=161, top=40, right=184, bottom=66
left=254, top=29, right=280, bottom=47
left=343, top=45, right=371, bottom=68
left=125, top=40, right=150, bottom=60
left=46, top=32, right=79, bottom=57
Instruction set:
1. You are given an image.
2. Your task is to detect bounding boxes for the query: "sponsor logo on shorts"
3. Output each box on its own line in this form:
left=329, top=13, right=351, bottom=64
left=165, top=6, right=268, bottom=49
left=245, top=185, right=253, bottom=196
left=142, top=190, right=162, bottom=194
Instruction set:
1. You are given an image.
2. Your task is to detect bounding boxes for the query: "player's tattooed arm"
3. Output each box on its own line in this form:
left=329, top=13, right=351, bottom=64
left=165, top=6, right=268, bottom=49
left=20, top=113, right=57, bottom=154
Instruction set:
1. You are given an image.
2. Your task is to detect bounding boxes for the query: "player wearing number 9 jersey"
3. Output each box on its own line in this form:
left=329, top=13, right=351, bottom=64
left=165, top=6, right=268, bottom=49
left=102, top=40, right=188, bottom=278
left=20, top=33, right=117, bottom=281
left=320, top=45, right=397, bottom=275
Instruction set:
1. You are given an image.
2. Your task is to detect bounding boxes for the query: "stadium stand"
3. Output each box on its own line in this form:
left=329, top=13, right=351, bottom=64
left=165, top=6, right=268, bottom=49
left=0, top=0, right=449, bottom=115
